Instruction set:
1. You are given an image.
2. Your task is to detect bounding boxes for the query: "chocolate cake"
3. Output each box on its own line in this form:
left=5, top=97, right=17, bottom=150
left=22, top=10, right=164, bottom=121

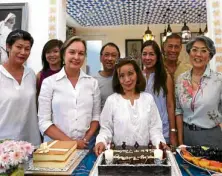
left=113, top=149, right=154, bottom=164
left=98, top=142, right=171, bottom=176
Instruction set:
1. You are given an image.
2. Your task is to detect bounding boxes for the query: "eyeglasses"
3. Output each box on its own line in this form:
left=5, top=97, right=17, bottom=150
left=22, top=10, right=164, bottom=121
left=102, top=52, right=118, bottom=59
left=190, top=47, right=209, bottom=55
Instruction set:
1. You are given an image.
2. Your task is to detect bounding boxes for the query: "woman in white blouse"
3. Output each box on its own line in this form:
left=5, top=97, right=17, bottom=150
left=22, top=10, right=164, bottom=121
left=95, top=58, right=165, bottom=156
left=0, top=29, right=41, bottom=146
left=38, top=36, right=101, bottom=149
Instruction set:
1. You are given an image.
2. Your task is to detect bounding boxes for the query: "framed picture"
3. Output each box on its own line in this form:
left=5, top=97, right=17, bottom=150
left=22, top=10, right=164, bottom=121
left=125, top=39, right=143, bottom=68
left=0, top=3, right=28, bottom=64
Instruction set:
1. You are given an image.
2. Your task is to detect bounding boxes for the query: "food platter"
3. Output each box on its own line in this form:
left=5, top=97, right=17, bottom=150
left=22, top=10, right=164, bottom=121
left=176, top=148, right=221, bottom=174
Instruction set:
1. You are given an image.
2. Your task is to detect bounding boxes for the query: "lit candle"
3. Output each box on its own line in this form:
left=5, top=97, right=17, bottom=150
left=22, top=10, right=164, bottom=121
left=104, top=149, right=114, bottom=164
left=154, top=146, right=163, bottom=160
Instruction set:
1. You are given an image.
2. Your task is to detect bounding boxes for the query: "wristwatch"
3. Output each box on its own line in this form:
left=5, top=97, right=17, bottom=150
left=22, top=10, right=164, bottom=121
left=170, top=128, right=177, bottom=132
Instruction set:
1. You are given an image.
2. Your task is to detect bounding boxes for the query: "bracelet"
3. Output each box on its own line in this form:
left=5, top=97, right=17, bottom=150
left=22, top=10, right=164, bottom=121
left=170, top=128, right=177, bottom=132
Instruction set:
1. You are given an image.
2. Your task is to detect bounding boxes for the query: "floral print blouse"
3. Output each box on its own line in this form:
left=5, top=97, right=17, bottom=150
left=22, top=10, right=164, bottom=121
left=175, top=64, right=222, bottom=128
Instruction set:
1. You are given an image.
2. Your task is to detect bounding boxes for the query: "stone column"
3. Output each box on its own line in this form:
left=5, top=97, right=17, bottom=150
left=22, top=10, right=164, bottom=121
left=207, top=0, right=222, bottom=72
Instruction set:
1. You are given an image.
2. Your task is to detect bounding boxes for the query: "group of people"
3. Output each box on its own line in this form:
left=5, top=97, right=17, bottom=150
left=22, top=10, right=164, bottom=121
left=0, top=29, right=222, bottom=158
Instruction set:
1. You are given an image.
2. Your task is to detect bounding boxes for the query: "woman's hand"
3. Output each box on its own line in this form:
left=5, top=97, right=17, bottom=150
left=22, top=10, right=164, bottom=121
left=76, top=139, right=88, bottom=149
left=161, top=143, right=171, bottom=151
left=95, top=142, right=105, bottom=156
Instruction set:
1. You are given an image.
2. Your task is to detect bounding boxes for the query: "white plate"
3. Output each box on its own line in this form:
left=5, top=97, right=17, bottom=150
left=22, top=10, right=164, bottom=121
left=176, top=148, right=221, bottom=174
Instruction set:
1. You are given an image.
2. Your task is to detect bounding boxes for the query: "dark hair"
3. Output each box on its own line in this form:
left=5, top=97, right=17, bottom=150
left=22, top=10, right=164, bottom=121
left=141, top=40, right=168, bottom=96
left=41, top=39, right=63, bottom=71
left=6, top=29, right=34, bottom=47
left=60, top=36, right=86, bottom=61
left=112, top=58, right=146, bottom=94
left=186, top=35, right=216, bottom=59
left=100, top=42, right=120, bottom=57
left=165, top=33, right=182, bottom=45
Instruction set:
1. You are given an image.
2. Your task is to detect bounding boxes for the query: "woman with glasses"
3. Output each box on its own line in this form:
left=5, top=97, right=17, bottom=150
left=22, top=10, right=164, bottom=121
left=95, top=58, right=166, bottom=155
left=0, top=29, right=41, bottom=146
left=36, top=39, right=63, bottom=96
left=176, top=36, right=222, bottom=149
left=38, top=36, right=101, bottom=149
left=141, top=40, right=176, bottom=146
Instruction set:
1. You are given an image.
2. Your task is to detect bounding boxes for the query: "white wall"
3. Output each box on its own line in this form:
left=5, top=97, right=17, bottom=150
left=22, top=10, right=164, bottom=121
left=0, top=0, right=66, bottom=73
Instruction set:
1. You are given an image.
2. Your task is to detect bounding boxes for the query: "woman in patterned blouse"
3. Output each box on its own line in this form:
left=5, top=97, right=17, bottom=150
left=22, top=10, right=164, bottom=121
left=175, top=36, right=222, bottom=149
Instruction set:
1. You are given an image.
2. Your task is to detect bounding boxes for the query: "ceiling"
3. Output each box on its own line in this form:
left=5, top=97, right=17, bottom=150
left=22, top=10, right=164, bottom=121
left=66, top=0, right=207, bottom=27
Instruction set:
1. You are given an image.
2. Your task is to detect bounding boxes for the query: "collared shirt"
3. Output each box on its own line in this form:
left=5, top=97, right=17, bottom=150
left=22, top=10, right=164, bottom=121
left=145, top=73, right=169, bottom=140
left=38, top=67, right=101, bottom=141
left=93, top=71, right=113, bottom=110
left=175, top=64, right=222, bottom=128
left=0, top=65, right=41, bottom=146
left=96, top=92, right=165, bottom=147
left=165, top=58, right=192, bottom=82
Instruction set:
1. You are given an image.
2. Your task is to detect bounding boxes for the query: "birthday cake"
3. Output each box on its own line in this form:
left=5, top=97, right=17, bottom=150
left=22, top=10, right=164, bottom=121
left=112, top=149, right=155, bottom=164
left=33, top=140, right=77, bottom=168
left=98, top=142, right=171, bottom=176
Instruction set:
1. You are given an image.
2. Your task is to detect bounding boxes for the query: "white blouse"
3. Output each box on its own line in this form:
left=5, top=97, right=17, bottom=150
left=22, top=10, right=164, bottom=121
left=38, top=68, right=101, bottom=141
left=0, top=65, right=41, bottom=146
left=96, top=92, right=165, bottom=147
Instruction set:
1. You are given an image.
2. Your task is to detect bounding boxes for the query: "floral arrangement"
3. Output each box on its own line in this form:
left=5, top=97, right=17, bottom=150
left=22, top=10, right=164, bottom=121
left=0, top=140, right=34, bottom=175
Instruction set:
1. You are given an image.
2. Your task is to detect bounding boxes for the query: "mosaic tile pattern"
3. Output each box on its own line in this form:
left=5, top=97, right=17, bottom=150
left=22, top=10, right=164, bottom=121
left=67, top=0, right=207, bottom=27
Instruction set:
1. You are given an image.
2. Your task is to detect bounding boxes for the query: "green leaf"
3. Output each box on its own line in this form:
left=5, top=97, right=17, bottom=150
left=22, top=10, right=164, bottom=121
left=201, top=146, right=210, bottom=151
left=10, top=167, right=24, bottom=176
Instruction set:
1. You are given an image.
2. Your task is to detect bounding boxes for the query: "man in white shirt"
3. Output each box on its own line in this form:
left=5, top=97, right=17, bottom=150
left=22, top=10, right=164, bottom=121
left=94, top=42, right=120, bottom=109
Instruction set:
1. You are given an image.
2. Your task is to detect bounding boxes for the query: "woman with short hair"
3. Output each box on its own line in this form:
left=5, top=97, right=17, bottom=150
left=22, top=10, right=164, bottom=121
left=0, top=29, right=41, bottom=146
left=176, top=36, right=222, bottom=148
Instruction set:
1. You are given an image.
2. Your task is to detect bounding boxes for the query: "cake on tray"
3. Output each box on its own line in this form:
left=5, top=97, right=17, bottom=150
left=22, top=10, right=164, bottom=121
left=33, top=140, right=77, bottom=168
left=98, top=141, right=171, bottom=176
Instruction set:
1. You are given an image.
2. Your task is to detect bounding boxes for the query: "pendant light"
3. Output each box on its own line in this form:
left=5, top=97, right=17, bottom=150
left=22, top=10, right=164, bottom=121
left=162, top=14, right=167, bottom=42
left=166, top=8, right=172, bottom=36
left=181, top=11, right=191, bottom=43
left=204, top=24, right=208, bottom=36
left=143, top=12, right=155, bottom=42
left=198, top=14, right=203, bottom=36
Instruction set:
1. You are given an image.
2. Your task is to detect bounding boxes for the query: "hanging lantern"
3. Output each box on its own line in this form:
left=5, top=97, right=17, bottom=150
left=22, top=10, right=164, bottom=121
left=143, top=26, right=155, bottom=42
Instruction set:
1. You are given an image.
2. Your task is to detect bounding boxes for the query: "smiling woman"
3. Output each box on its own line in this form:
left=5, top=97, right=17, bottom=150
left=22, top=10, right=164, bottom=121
left=0, top=29, right=41, bottom=146
left=95, top=58, right=166, bottom=156
left=36, top=39, right=63, bottom=96
left=38, top=36, right=101, bottom=149
left=175, top=36, right=222, bottom=149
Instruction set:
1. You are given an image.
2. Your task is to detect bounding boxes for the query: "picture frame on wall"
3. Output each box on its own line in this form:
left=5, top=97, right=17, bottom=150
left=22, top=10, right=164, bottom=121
left=0, top=3, right=28, bottom=64
left=125, top=39, right=143, bottom=69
